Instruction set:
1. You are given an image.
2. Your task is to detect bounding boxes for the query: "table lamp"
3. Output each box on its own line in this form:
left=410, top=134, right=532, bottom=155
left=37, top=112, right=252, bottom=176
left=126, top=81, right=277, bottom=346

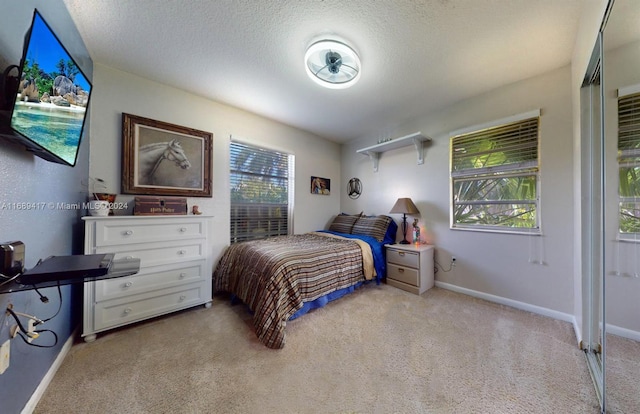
left=389, top=197, right=419, bottom=244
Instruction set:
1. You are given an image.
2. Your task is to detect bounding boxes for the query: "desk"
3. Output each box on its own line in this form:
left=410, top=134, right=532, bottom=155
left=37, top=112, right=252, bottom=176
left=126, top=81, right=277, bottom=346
left=0, top=257, right=140, bottom=294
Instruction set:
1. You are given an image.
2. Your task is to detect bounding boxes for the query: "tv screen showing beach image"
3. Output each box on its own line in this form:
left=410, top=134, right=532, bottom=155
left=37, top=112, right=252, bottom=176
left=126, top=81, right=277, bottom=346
left=10, top=11, right=91, bottom=166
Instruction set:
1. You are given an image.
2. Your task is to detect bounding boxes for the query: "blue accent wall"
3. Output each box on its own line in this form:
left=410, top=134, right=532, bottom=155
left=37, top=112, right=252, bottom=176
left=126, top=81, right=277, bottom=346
left=0, top=1, right=92, bottom=412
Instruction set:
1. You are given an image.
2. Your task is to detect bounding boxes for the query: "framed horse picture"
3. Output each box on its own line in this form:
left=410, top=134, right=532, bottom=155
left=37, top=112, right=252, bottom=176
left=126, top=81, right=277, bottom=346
left=122, top=113, right=212, bottom=197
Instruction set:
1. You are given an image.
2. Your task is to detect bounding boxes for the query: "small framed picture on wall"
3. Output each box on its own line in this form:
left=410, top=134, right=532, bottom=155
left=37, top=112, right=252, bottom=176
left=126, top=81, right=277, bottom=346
left=311, top=176, right=330, bottom=195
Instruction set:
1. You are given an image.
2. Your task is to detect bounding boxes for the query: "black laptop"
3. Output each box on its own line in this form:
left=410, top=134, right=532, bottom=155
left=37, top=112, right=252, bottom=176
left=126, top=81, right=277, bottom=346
left=18, top=253, right=114, bottom=285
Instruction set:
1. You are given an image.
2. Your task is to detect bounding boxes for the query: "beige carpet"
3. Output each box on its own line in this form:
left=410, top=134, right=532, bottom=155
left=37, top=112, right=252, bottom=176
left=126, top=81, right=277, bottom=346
left=606, top=333, right=640, bottom=413
left=35, top=285, right=601, bottom=413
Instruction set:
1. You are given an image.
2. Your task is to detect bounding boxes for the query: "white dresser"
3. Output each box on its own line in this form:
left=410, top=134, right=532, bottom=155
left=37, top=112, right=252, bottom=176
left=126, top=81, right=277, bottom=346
left=82, top=215, right=213, bottom=341
left=385, top=244, right=434, bottom=295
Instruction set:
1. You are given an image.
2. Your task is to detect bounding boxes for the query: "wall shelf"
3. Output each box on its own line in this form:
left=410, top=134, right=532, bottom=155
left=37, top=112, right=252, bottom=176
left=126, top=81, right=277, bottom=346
left=356, top=132, right=431, bottom=172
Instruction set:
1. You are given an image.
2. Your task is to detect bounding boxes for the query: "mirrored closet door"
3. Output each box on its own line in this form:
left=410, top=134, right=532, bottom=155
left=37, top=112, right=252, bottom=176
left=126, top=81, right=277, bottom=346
left=603, top=0, right=640, bottom=412
left=581, top=29, right=605, bottom=408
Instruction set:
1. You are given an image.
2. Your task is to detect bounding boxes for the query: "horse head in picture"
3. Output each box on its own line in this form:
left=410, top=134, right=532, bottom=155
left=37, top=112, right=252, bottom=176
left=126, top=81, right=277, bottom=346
left=137, top=139, right=191, bottom=185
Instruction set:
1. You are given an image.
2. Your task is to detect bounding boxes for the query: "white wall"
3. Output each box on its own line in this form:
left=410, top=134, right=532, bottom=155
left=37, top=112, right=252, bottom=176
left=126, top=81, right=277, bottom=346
left=0, top=1, right=91, bottom=412
left=88, top=64, right=341, bottom=262
left=342, top=66, right=576, bottom=314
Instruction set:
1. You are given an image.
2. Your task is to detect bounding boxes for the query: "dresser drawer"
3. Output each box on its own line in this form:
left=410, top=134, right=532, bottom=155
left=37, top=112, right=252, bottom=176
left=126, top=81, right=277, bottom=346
left=95, top=260, right=207, bottom=302
left=95, top=240, right=205, bottom=268
left=93, top=284, right=206, bottom=332
left=387, top=248, right=420, bottom=268
left=387, top=263, right=419, bottom=286
left=93, top=218, right=206, bottom=247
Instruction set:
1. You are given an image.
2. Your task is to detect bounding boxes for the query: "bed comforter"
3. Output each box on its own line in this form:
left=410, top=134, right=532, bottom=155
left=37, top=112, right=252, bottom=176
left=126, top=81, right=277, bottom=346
left=213, top=231, right=382, bottom=349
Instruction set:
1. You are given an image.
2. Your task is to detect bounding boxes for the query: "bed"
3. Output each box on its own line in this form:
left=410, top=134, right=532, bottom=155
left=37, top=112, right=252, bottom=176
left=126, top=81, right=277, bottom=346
left=213, top=214, right=397, bottom=349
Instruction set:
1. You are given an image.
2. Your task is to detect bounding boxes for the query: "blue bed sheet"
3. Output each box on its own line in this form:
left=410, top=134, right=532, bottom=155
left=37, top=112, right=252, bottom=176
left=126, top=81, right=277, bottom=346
left=315, top=230, right=387, bottom=283
left=289, top=230, right=388, bottom=320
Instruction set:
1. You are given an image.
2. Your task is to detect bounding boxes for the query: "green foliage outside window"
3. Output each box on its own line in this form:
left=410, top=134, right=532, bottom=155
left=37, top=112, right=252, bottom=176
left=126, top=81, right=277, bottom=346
left=453, top=176, right=537, bottom=228
left=618, top=92, right=640, bottom=235
left=451, top=116, right=539, bottom=232
left=619, top=165, right=640, bottom=234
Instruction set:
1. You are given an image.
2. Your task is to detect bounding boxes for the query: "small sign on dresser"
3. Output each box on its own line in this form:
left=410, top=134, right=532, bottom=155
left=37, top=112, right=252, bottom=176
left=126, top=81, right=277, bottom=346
left=134, top=196, right=187, bottom=215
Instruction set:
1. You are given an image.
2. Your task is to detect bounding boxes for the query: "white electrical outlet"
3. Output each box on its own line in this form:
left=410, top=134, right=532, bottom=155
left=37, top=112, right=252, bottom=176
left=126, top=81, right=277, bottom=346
left=0, top=339, right=10, bottom=374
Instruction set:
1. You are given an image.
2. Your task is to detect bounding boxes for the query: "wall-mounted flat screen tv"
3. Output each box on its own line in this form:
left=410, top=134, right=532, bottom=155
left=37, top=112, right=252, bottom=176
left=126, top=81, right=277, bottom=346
left=5, top=9, right=92, bottom=167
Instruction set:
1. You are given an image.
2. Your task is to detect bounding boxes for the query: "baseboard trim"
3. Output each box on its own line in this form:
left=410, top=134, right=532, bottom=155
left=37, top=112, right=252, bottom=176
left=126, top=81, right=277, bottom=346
left=435, top=281, right=575, bottom=323
left=21, top=328, right=77, bottom=414
left=606, top=323, right=640, bottom=342
left=573, top=316, right=583, bottom=348
left=434, top=283, right=640, bottom=343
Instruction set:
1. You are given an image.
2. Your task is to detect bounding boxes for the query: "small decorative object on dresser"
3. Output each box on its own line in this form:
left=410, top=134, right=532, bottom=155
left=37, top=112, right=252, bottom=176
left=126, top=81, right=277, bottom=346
left=87, top=200, right=109, bottom=216
left=82, top=215, right=213, bottom=342
left=385, top=243, right=434, bottom=295
left=88, top=177, right=117, bottom=216
left=134, top=196, right=187, bottom=215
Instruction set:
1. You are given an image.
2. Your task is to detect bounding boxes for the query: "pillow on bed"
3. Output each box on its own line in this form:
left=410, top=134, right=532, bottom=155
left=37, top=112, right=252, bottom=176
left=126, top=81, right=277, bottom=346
left=351, top=215, right=393, bottom=242
left=327, top=213, right=362, bottom=234
left=383, top=218, right=398, bottom=245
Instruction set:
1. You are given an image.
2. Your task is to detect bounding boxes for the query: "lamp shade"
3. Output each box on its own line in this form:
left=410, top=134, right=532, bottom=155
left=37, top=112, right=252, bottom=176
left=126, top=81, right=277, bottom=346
left=389, top=198, right=419, bottom=215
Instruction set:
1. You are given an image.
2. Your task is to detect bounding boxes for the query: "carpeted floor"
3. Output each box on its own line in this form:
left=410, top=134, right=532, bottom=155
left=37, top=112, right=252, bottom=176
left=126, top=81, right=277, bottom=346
left=35, top=285, right=602, bottom=413
left=606, top=333, right=640, bottom=413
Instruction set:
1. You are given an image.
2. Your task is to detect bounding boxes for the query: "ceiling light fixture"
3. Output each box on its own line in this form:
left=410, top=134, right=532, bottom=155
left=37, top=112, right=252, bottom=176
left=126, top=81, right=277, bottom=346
left=304, top=39, right=361, bottom=89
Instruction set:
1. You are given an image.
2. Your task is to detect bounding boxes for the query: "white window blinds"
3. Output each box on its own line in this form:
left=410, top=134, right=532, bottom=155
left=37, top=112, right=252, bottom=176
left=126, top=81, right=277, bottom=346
left=450, top=116, right=540, bottom=232
left=618, top=91, right=640, bottom=235
left=230, top=141, right=293, bottom=243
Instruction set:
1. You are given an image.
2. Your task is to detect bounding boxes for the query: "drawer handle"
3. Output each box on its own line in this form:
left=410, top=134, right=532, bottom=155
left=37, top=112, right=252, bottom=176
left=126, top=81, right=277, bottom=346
left=124, top=230, right=134, bottom=236
left=177, top=249, right=186, bottom=255
left=398, top=268, right=405, bottom=273
left=123, top=308, right=132, bottom=315
left=179, top=273, right=186, bottom=279
left=179, top=295, right=186, bottom=302
left=124, top=281, right=133, bottom=288
left=179, top=227, right=187, bottom=233
left=124, top=255, right=134, bottom=260
left=398, top=252, right=405, bottom=256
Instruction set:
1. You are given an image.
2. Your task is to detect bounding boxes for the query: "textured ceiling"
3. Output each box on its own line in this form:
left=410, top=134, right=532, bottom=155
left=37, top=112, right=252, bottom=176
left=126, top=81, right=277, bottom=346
left=62, top=0, right=586, bottom=143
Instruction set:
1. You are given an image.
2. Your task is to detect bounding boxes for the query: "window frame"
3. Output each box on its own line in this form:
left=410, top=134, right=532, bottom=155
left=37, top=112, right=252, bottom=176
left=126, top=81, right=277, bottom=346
left=229, top=138, right=295, bottom=244
left=617, top=85, right=640, bottom=241
left=449, top=110, right=542, bottom=235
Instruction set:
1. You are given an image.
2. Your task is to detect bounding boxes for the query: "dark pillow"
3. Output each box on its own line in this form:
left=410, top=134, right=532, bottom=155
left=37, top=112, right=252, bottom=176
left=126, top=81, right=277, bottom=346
left=383, top=219, right=398, bottom=245
left=327, top=213, right=361, bottom=234
left=351, top=215, right=393, bottom=242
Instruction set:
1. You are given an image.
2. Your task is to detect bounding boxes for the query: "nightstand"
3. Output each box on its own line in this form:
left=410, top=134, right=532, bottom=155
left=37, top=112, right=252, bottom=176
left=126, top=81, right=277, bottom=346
left=385, top=244, right=434, bottom=295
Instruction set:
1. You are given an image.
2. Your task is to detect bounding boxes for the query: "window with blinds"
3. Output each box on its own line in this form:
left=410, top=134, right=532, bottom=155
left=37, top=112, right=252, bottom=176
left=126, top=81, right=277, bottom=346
left=450, top=116, right=540, bottom=232
left=230, top=141, right=294, bottom=243
left=618, top=91, right=640, bottom=236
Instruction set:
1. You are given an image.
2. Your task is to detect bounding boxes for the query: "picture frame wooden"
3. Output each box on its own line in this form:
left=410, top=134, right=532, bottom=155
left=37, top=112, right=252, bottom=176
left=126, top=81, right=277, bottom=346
left=122, top=113, right=212, bottom=197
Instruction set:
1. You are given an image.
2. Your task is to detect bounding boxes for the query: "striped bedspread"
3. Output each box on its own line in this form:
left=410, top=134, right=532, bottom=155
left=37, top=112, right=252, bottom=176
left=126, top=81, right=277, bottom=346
left=213, top=232, right=371, bottom=349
